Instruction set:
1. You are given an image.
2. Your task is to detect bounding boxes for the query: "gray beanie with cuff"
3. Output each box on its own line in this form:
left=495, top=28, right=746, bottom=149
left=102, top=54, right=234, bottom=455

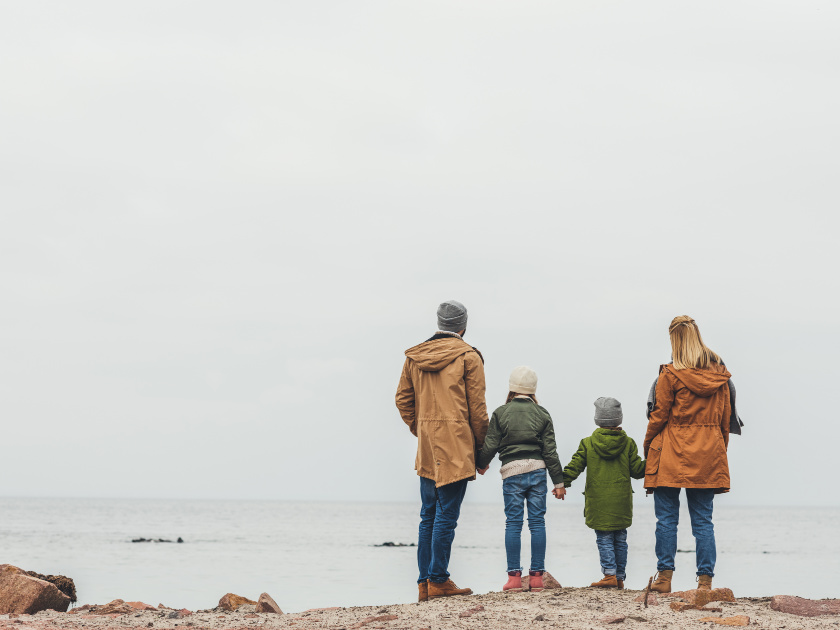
left=594, top=397, right=623, bottom=427
left=437, top=300, right=468, bottom=332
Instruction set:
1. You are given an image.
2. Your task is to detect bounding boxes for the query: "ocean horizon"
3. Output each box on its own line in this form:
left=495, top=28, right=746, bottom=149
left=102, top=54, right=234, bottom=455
left=2, top=497, right=838, bottom=613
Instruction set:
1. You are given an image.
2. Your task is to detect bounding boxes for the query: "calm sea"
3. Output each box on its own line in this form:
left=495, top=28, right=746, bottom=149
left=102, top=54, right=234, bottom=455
left=1, top=498, right=837, bottom=613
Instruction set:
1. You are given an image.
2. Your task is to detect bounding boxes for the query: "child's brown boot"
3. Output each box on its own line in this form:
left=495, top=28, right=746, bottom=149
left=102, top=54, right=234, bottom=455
left=590, top=574, right=618, bottom=588
left=650, top=570, right=673, bottom=593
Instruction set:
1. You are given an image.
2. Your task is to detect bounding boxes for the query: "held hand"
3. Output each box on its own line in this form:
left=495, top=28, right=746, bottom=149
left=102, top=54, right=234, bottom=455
left=476, top=466, right=489, bottom=475
left=552, top=487, right=566, bottom=500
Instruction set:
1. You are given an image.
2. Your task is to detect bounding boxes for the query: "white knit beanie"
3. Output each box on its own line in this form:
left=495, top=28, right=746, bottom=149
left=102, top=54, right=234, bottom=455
left=509, top=366, right=538, bottom=395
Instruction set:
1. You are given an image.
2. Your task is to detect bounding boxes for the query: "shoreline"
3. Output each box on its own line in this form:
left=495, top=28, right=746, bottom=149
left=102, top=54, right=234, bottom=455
left=3, top=588, right=840, bottom=630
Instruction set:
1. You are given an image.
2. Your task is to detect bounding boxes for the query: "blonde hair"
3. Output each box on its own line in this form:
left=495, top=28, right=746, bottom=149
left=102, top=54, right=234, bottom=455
left=506, top=391, right=539, bottom=405
left=669, top=315, right=722, bottom=370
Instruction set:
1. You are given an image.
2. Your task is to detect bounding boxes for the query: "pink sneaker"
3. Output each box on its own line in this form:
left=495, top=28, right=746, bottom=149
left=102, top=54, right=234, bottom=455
left=503, top=571, right=523, bottom=592
left=529, top=570, right=545, bottom=592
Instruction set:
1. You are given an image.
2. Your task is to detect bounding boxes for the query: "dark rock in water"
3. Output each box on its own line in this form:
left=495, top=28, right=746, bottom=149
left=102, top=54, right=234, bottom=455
left=131, top=537, right=181, bottom=543
left=177, top=537, right=184, bottom=543
left=0, top=565, right=71, bottom=614
left=374, top=542, right=416, bottom=547
left=24, top=571, right=76, bottom=603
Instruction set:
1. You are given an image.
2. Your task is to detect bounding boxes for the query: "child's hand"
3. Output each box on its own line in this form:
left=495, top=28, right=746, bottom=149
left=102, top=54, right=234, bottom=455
left=552, top=487, right=566, bottom=500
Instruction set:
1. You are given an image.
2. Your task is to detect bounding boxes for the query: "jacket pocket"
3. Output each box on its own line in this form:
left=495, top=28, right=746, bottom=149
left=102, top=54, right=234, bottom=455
left=646, top=433, right=663, bottom=475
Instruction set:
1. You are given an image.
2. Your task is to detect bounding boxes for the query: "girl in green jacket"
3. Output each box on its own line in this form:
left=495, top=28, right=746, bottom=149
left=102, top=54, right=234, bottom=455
left=476, top=366, right=566, bottom=593
left=563, top=397, right=646, bottom=589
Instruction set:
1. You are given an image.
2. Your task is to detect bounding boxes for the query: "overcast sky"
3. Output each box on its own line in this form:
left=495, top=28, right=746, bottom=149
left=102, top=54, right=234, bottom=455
left=1, top=1, right=838, bottom=506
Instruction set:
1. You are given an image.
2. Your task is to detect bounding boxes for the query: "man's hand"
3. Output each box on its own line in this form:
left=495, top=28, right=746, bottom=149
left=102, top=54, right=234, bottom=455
left=476, top=466, right=489, bottom=475
left=552, top=487, right=566, bottom=500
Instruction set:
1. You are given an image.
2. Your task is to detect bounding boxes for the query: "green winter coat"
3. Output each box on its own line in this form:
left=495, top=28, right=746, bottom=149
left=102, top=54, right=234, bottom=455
left=563, top=428, right=646, bottom=531
left=476, top=399, right=564, bottom=485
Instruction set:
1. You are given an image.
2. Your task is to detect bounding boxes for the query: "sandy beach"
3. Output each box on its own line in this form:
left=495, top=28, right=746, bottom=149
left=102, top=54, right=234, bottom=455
left=3, top=587, right=840, bottom=630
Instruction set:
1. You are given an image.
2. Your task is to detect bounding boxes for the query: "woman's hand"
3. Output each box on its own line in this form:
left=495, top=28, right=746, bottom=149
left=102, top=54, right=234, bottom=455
left=552, top=487, right=566, bottom=500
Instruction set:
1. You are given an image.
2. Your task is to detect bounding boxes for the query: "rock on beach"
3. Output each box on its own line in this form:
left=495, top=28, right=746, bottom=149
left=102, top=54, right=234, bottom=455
left=0, top=564, right=71, bottom=615
left=770, top=595, right=840, bottom=617
left=218, top=593, right=257, bottom=611
left=256, top=592, right=283, bottom=614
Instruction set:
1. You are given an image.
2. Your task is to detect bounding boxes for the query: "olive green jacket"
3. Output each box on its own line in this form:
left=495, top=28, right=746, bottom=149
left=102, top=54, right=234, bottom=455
left=476, top=399, right=564, bottom=485
left=563, top=428, right=646, bottom=531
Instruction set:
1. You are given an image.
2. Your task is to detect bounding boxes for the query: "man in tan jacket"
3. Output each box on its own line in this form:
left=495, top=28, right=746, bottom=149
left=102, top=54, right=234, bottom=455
left=395, top=300, right=489, bottom=602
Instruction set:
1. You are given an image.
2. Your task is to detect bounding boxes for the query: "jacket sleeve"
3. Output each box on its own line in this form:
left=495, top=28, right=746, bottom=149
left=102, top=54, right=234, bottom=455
left=562, top=440, right=587, bottom=487
left=721, top=381, right=732, bottom=448
left=539, top=412, right=565, bottom=486
left=644, top=369, right=674, bottom=457
left=628, top=438, right=646, bottom=479
left=464, top=351, right=489, bottom=448
left=476, top=410, right=501, bottom=469
left=395, top=358, right=417, bottom=436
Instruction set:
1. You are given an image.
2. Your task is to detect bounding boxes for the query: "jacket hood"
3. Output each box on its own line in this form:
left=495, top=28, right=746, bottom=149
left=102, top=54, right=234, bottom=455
left=590, top=428, right=627, bottom=460
left=667, top=363, right=731, bottom=397
left=405, top=337, right=474, bottom=372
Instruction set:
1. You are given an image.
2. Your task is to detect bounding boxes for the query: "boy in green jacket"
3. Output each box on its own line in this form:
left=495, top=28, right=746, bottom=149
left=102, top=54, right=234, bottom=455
left=563, top=397, right=645, bottom=589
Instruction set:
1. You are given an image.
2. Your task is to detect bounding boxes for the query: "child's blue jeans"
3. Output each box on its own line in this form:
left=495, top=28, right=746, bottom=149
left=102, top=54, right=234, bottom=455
left=595, top=529, right=628, bottom=580
left=502, top=469, right=547, bottom=572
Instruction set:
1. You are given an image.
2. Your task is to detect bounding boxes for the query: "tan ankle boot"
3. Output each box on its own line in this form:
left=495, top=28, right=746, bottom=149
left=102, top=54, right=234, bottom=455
left=590, top=574, right=618, bottom=588
left=650, top=570, right=673, bottom=593
left=418, top=580, right=428, bottom=602
left=617, top=579, right=625, bottom=590
left=697, top=575, right=712, bottom=591
left=428, top=579, right=473, bottom=599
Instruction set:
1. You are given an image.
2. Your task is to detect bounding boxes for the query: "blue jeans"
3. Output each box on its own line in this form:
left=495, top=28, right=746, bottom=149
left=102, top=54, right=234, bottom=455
left=654, top=487, right=716, bottom=577
left=595, top=529, right=628, bottom=580
left=418, top=476, right=469, bottom=584
left=502, top=469, right=547, bottom=572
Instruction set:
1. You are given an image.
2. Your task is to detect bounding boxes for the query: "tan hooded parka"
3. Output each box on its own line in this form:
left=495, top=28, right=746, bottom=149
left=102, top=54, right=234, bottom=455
left=395, top=337, right=489, bottom=487
left=644, top=363, right=732, bottom=493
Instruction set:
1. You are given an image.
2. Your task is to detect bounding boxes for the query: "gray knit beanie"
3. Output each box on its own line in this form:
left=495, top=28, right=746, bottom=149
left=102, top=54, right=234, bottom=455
left=594, top=397, right=623, bottom=427
left=437, top=300, right=468, bottom=333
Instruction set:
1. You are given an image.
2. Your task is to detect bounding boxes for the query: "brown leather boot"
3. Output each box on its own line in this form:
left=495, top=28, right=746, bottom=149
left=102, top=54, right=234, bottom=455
left=650, top=570, right=673, bottom=593
left=428, top=579, right=473, bottom=599
left=418, top=580, right=428, bottom=602
left=697, top=575, right=712, bottom=591
left=590, top=574, right=618, bottom=588
left=617, top=579, right=625, bottom=590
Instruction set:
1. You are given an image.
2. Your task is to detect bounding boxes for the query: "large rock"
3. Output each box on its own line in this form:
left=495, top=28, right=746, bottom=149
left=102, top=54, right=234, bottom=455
left=669, top=587, right=735, bottom=607
left=521, top=571, right=562, bottom=591
left=218, top=593, right=257, bottom=611
left=24, top=571, right=76, bottom=603
left=256, top=593, right=283, bottom=614
left=0, top=565, right=71, bottom=614
left=89, top=599, right=135, bottom=615
left=770, top=595, right=840, bottom=617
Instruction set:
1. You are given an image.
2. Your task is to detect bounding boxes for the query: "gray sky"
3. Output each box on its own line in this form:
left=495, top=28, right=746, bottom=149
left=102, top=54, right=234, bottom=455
left=1, top=1, right=838, bottom=506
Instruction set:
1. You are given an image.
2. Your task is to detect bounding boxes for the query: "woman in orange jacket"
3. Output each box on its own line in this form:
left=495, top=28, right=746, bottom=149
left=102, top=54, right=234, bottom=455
left=644, top=316, right=732, bottom=594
